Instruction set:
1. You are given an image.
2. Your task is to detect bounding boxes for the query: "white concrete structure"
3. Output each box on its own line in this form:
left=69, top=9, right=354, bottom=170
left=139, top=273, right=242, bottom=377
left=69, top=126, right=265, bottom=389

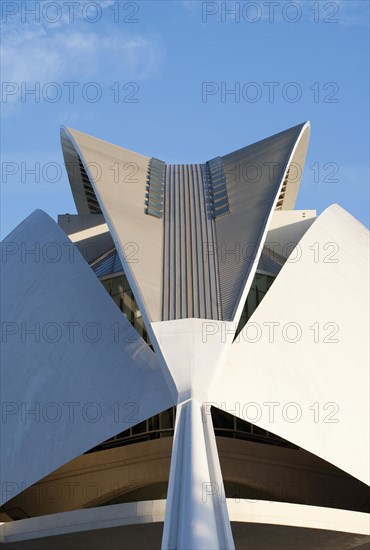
left=1, top=122, right=369, bottom=549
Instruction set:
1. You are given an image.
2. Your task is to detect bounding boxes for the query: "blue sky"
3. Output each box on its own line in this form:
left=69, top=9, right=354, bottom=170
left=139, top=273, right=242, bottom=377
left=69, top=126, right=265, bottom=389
left=1, top=0, right=369, bottom=237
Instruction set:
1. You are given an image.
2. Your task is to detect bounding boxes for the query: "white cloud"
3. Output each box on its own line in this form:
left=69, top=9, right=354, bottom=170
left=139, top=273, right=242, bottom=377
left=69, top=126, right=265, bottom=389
left=1, top=12, right=165, bottom=116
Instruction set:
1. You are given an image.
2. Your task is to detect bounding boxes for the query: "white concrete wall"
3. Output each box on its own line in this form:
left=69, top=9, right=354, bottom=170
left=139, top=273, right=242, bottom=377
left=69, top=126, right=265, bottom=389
left=212, top=204, right=370, bottom=485
left=0, top=210, right=174, bottom=504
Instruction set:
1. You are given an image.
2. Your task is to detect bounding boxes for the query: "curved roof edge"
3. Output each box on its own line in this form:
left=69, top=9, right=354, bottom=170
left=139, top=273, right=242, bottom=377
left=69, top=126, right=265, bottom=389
left=277, top=121, right=310, bottom=210
left=61, top=122, right=310, bottom=217
left=1, top=209, right=175, bottom=504
left=60, top=127, right=101, bottom=215
left=61, top=126, right=151, bottom=215
left=1, top=499, right=369, bottom=544
left=226, top=121, right=311, bottom=324
left=213, top=203, right=370, bottom=485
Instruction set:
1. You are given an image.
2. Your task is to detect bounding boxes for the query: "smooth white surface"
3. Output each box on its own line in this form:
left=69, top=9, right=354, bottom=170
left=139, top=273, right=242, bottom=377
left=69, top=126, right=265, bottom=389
left=4, top=121, right=369, bottom=549
left=152, top=319, right=234, bottom=402
left=222, top=122, right=311, bottom=324
left=63, top=127, right=179, bottom=401
left=63, top=127, right=164, bottom=324
left=162, top=399, right=234, bottom=550
left=278, top=123, right=310, bottom=209
left=0, top=500, right=166, bottom=543
left=0, top=210, right=174, bottom=505
left=227, top=500, right=370, bottom=535
left=152, top=320, right=236, bottom=548
left=212, top=204, right=370, bottom=485
left=58, top=214, right=114, bottom=263
left=265, top=209, right=317, bottom=258
left=68, top=223, right=108, bottom=242
left=1, top=499, right=368, bottom=544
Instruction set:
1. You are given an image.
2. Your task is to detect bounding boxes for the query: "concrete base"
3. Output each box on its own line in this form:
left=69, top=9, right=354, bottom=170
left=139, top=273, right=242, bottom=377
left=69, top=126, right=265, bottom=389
left=1, top=500, right=369, bottom=549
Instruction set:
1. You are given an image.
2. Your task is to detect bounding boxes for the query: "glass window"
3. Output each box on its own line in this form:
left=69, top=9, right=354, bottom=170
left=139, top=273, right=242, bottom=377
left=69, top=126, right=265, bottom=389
left=235, top=273, right=276, bottom=339
left=102, top=278, right=112, bottom=295
left=148, top=415, right=160, bottom=431
left=132, top=419, right=147, bottom=435
left=111, top=275, right=123, bottom=309
left=159, top=408, right=174, bottom=430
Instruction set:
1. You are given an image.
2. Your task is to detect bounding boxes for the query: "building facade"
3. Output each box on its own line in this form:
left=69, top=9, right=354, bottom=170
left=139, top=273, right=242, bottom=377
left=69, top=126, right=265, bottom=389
left=1, top=122, right=369, bottom=549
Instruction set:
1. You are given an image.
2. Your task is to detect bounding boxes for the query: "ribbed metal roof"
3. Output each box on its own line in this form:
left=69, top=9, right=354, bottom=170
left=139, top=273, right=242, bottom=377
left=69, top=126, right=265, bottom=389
left=62, top=122, right=310, bottom=323
left=162, top=164, right=220, bottom=320
left=216, top=122, right=309, bottom=320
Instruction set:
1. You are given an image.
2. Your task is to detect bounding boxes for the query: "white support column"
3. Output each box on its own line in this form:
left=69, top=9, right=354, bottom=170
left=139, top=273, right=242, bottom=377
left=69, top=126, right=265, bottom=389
left=162, top=398, right=235, bottom=550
